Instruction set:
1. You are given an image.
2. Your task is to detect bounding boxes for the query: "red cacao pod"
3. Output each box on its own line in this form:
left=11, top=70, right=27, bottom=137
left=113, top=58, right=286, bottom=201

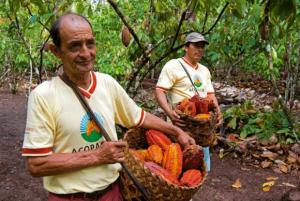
left=180, top=169, right=203, bottom=187
left=121, top=25, right=131, bottom=47
left=195, top=99, right=209, bottom=114
left=145, top=129, right=172, bottom=151
left=182, top=145, right=204, bottom=171
left=144, top=162, right=179, bottom=185
left=184, top=101, right=197, bottom=116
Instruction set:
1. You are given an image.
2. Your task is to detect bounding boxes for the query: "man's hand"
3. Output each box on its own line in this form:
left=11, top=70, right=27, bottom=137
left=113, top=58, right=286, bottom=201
left=169, top=110, right=186, bottom=127
left=96, top=141, right=128, bottom=164
left=175, top=129, right=196, bottom=148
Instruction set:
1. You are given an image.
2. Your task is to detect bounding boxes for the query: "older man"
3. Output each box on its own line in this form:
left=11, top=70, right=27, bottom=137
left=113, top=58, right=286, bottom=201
left=22, top=13, right=195, bottom=201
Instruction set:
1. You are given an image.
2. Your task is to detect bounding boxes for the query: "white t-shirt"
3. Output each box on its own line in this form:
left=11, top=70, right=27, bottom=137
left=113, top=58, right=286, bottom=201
left=156, top=58, right=214, bottom=104
left=22, top=71, right=145, bottom=194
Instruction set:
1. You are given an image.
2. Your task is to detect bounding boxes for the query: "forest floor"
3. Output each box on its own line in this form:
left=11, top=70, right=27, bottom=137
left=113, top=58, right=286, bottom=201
left=0, top=85, right=299, bottom=201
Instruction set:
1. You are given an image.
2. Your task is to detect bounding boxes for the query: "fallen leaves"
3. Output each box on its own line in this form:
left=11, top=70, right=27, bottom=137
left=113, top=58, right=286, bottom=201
left=260, top=151, right=278, bottom=160
left=217, top=133, right=300, bottom=175
left=262, top=181, right=275, bottom=192
left=262, top=176, right=278, bottom=192
left=266, top=176, right=278, bottom=181
left=261, top=161, right=272, bottom=168
left=281, top=182, right=297, bottom=188
left=232, top=179, right=242, bottom=189
left=278, top=164, right=288, bottom=173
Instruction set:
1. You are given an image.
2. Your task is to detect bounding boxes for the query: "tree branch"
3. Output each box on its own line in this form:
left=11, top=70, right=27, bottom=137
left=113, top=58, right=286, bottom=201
left=203, top=2, right=229, bottom=35
left=125, top=56, right=150, bottom=92
left=170, top=0, right=193, bottom=49
left=26, top=5, right=50, bottom=32
left=38, top=35, right=51, bottom=83
left=107, top=0, right=146, bottom=54
left=125, top=30, right=191, bottom=92
left=129, top=44, right=185, bottom=96
left=151, top=31, right=191, bottom=53
left=263, top=0, right=294, bottom=130
left=202, top=12, right=208, bottom=33
left=12, top=16, right=36, bottom=71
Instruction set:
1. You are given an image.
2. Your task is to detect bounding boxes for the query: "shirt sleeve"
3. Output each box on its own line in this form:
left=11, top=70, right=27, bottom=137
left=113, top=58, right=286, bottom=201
left=205, top=67, right=214, bottom=93
left=22, top=90, right=55, bottom=156
left=156, top=60, right=177, bottom=90
left=108, top=76, right=145, bottom=128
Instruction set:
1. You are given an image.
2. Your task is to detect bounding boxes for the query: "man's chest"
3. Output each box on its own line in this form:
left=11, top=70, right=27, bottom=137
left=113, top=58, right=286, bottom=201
left=52, top=92, right=116, bottom=152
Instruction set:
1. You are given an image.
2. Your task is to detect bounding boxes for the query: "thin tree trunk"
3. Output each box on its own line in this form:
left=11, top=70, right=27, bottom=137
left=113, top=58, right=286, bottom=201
left=29, top=40, right=33, bottom=94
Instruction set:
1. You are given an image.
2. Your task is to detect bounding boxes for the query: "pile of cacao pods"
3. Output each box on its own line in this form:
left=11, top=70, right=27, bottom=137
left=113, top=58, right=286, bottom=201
left=175, top=95, right=214, bottom=121
left=130, top=129, right=205, bottom=187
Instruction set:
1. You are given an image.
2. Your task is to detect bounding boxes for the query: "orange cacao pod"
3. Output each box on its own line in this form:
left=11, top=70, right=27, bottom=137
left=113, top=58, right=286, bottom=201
left=162, top=143, right=183, bottom=178
left=145, top=130, right=172, bottom=151
left=182, top=145, right=204, bottom=171
left=146, top=145, right=163, bottom=165
left=144, top=162, right=179, bottom=185
left=194, top=113, right=211, bottom=121
left=183, top=101, right=197, bottom=116
left=121, top=25, right=131, bottom=47
left=180, top=169, right=202, bottom=187
left=129, top=149, right=147, bottom=162
left=180, top=98, right=190, bottom=108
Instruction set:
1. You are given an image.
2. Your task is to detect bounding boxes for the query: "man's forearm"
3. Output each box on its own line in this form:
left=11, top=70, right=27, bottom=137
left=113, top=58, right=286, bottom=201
left=155, top=88, right=172, bottom=117
left=25, top=141, right=127, bottom=177
left=26, top=151, right=100, bottom=177
left=208, top=93, right=221, bottom=112
left=142, top=112, right=195, bottom=147
left=142, top=112, right=180, bottom=137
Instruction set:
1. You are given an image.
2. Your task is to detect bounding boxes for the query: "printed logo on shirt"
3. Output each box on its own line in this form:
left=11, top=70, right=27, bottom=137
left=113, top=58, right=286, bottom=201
left=80, top=112, right=103, bottom=142
left=193, top=74, right=203, bottom=89
left=194, top=79, right=202, bottom=88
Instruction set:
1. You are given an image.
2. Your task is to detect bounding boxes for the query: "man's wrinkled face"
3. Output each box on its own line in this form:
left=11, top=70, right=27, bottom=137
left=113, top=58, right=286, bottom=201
left=56, top=16, right=96, bottom=76
left=184, top=42, right=206, bottom=62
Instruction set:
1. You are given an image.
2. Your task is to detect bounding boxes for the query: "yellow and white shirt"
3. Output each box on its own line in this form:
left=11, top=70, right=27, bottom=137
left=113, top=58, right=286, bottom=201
left=22, top=71, right=145, bottom=194
left=156, top=58, right=214, bottom=104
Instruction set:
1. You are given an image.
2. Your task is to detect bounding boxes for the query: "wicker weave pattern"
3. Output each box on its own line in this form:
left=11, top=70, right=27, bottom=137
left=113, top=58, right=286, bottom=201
left=175, top=110, right=217, bottom=147
left=120, top=128, right=206, bottom=201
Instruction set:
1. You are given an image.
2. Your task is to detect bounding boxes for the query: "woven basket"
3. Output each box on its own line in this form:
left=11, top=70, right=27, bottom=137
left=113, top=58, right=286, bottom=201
left=120, top=128, right=206, bottom=201
left=175, top=109, right=217, bottom=147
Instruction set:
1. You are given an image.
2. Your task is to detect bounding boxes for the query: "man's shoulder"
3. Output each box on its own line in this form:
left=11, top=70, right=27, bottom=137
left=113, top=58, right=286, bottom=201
left=198, top=64, right=210, bottom=72
left=163, top=58, right=182, bottom=69
left=30, top=77, right=59, bottom=97
left=94, top=71, right=116, bottom=84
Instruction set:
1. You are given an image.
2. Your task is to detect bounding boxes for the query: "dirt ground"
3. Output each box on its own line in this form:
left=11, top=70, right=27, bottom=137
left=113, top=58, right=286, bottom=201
left=0, top=88, right=299, bottom=201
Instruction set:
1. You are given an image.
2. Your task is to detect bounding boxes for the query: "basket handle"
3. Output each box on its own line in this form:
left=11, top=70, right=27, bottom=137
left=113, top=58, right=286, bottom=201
left=60, top=73, right=150, bottom=200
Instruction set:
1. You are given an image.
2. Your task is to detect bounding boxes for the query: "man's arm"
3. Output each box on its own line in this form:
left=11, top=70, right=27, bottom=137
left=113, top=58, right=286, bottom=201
left=25, top=141, right=127, bottom=177
left=141, top=111, right=195, bottom=147
left=155, top=88, right=185, bottom=126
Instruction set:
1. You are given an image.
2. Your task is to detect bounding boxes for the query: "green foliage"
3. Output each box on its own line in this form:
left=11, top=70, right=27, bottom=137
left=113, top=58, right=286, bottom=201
left=223, top=101, right=299, bottom=143
left=0, top=0, right=299, bottom=88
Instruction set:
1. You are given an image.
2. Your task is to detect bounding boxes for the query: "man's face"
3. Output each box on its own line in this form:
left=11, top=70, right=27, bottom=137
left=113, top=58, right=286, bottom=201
left=56, top=16, right=96, bottom=76
left=184, top=42, right=206, bottom=62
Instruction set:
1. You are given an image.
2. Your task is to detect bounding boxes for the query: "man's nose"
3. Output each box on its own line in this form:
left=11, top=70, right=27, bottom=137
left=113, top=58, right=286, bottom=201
left=79, top=45, right=91, bottom=57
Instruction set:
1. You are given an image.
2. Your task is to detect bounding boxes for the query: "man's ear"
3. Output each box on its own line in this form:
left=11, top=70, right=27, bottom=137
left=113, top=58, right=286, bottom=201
left=49, top=44, right=62, bottom=58
left=183, top=45, right=188, bottom=52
